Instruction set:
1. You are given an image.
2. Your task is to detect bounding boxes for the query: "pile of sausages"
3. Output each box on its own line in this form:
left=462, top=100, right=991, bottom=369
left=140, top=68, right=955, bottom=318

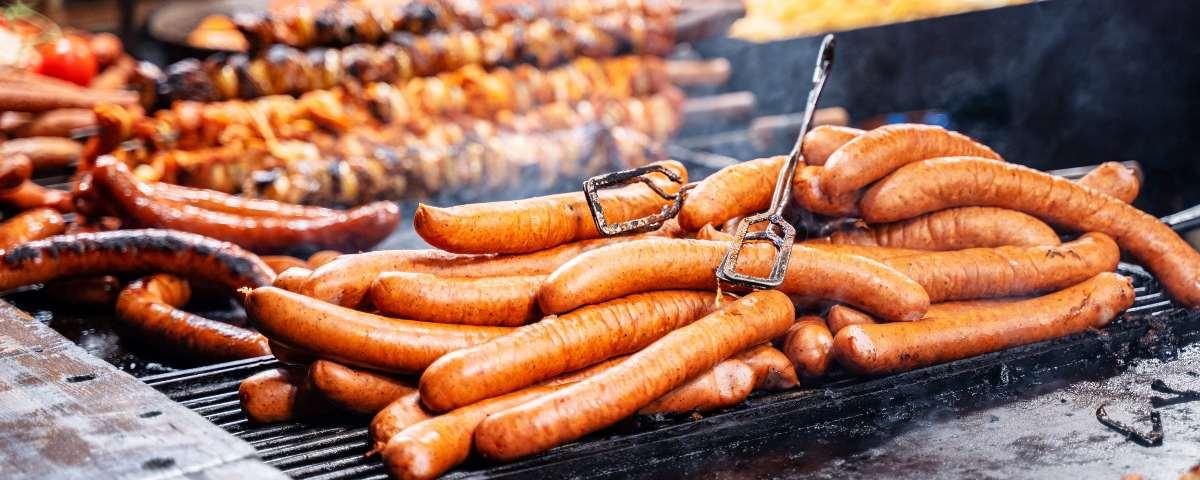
left=228, top=123, right=1200, bottom=479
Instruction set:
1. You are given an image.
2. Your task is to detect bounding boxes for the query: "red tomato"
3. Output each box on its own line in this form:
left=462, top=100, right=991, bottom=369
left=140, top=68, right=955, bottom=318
left=34, top=35, right=98, bottom=86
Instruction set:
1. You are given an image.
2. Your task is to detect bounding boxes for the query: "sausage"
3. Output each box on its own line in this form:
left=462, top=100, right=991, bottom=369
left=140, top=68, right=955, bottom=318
left=859, top=157, right=1200, bottom=306
left=149, top=182, right=338, bottom=219
left=474, top=290, right=795, bottom=461
left=272, top=267, right=311, bottom=292
left=89, top=56, right=135, bottom=91
left=834, top=272, right=1135, bottom=375
left=91, top=158, right=402, bottom=254
left=245, top=286, right=512, bottom=373
left=302, top=234, right=646, bottom=307
left=89, top=33, right=124, bottom=67
left=262, top=255, right=309, bottom=274
left=306, top=250, right=341, bottom=268
left=115, top=274, right=270, bottom=361
left=0, top=81, right=138, bottom=111
left=13, top=108, right=94, bottom=138
left=816, top=207, right=1061, bottom=250
left=370, top=392, right=433, bottom=455
left=0, top=229, right=274, bottom=293
left=880, top=232, right=1118, bottom=302
left=414, top=160, right=687, bottom=254
left=704, top=224, right=926, bottom=262
left=820, top=123, right=1002, bottom=197
left=238, top=368, right=330, bottom=423
left=802, top=125, right=865, bottom=166
left=0, top=154, right=32, bottom=190
left=371, top=273, right=542, bottom=327
left=0, top=180, right=72, bottom=212
left=781, top=316, right=834, bottom=379
left=1076, top=161, right=1140, bottom=204
left=736, top=344, right=799, bottom=390
left=825, top=305, right=877, bottom=334
left=539, top=238, right=929, bottom=322
left=419, top=290, right=721, bottom=412
left=1, top=137, right=81, bottom=172
left=791, top=165, right=860, bottom=217
left=0, top=208, right=65, bottom=250
left=308, top=360, right=416, bottom=415
left=42, top=275, right=121, bottom=307
left=638, top=359, right=757, bottom=414
left=695, top=223, right=730, bottom=241
left=268, top=340, right=315, bottom=365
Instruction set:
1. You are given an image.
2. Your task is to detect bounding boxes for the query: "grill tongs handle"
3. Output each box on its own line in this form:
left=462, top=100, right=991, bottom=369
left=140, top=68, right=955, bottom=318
left=716, top=34, right=836, bottom=290
left=582, top=163, right=692, bottom=236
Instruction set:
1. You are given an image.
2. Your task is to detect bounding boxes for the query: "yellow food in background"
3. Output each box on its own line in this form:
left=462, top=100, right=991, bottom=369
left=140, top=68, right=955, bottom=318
left=730, top=0, right=1033, bottom=42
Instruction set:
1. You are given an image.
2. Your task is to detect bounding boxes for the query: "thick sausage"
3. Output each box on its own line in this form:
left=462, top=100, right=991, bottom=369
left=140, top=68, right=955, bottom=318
left=539, top=238, right=929, bottom=322
left=306, top=250, right=341, bottom=268
left=818, top=207, right=1061, bottom=250
left=474, top=290, right=795, bottom=461
left=238, top=368, right=330, bottom=423
left=834, top=272, right=1135, bottom=375
left=825, top=305, right=877, bottom=334
left=0, top=180, right=72, bottom=212
left=0, top=154, right=32, bottom=190
left=1076, top=161, right=1140, bottom=204
left=0, top=207, right=65, bottom=250
left=820, top=123, right=1001, bottom=197
left=308, top=360, right=416, bottom=415
left=370, top=392, right=433, bottom=455
left=149, top=181, right=337, bottom=219
left=880, top=232, right=1118, bottom=302
left=272, top=267, right=311, bottom=292
left=91, top=159, right=402, bottom=254
left=736, top=344, right=799, bottom=390
left=13, top=108, right=94, bottom=138
left=860, top=157, right=1200, bottom=306
left=638, top=359, right=756, bottom=414
left=782, top=316, right=834, bottom=379
left=261, top=255, right=309, bottom=274
left=0, top=229, right=274, bottom=293
left=370, top=273, right=543, bottom=326
left=802, top=125, right=865, bottom=166
left=302, top=234, right=645, bottom=307
left=116, top=274, right=270, bottom=361
left=419, top=290, right=721, bottom=412
left=42, top=275, right=121, bottom=307
left=1, top=137, right=81, bottom=172
left=245, top=286, right=512, bottom=373
left=791, top=165, right=860, bottom=217
left=414, top=160, right=687, bottom=254
left=268, top=340, right=315, bottom=365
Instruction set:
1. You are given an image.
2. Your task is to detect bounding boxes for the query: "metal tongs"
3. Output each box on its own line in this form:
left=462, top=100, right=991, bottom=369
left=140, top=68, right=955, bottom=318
left=716, top=34, right=836, bottom=289
left=582, top=161, right=692, bottom=236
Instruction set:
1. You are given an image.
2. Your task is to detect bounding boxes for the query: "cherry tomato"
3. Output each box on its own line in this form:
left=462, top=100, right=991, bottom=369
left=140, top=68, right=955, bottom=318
left=34, top=35, right=97, bottom=86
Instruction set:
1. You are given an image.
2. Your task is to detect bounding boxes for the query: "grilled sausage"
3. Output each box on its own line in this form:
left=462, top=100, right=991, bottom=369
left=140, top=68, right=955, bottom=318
left=817, top=207, right=1061, bottom=250
left=1076, top=161, right=1140, bottom=204
left=309, top=360, right=416, bottom=415
left=272, top=267, right=311, bottom=292
left=268, top=339, right=315, bottom=365
left=116, top=274, right=270, bottom=361
left=419, top=290, right=720, bottom=412
left=1, top=137, right=81, bottom=172
left=239, top=367, right=330, bottom=423
left=781, top=316, right=834, bottom=379
left=0, top=180, right=72, bottom=212
left=539, top=238, right=929, bottom=322
left=802, top=125, right=865, bottom=167
left=820, top=123, right=1001, bottom=197
left=42, top=275, right=121, bottom=307
left=12, top=108, right=94, bottom=138
left=150, top=181, right=338, bottom=219
left=859, top=157, right=1200, bottom=307
left=825, top=305, right=877, bottom=334
left=262, top=255, right=309, bottom=274
left=736, top=344, right=798, bottom=390
left=0, top=207, right=65, bottom=250
left=474, top=290, right=795, bottom=461
left=0, top=229, right=274, bottom=292
left=245, top=286, right=512, bottom=373
left=0, top=154, right=32, bottom=190
left=370, top=392, right=434, bottom=456
left=414, top=160, right=687, bottom=254
left=306, top=250, right=341, bottom=268
left=833, top=272, right=1135, bottom=375
left=370, top=273, right=543, bottom=326
left=638, top=359, right=756, bottom=414
left=791, top=165, right=860, bottom=217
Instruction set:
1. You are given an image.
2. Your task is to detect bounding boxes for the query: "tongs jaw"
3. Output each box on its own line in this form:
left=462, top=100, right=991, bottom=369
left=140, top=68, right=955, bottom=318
left=583, top=163, right=688, bottom=236
left=717, top=212, right=796, bottom=289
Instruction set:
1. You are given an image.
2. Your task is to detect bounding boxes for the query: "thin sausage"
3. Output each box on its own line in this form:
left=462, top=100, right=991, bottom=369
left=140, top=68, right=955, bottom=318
left=308, top=360, right=416, bottom=415
left=817, top=207, right=1061, bottom=250
left=820, top=123, right=1001, bottom=197
left=149, top=181, right=337, bottom=219
left=834, top=272, right=1135, bottom=375
left=736, top=344, right=799, bottom=390
left=474, top=290, right=795, bottom=461
left=0, top=229, right=274, bottom=292
left=0, top=180, right=72, bottom=212
left=0, top=81, right=138, bottom=111
left=825, top=305, right=877, bottom=334
left=370, top=273, right=543, bottom=326
left=0, top=208, right=65, bottom=250
left=238, top=368, right=330, bottom=423
left=860, top=157, right=1200, bottom=306
left=539, top=238, right=929, bottom=322
left=245, top=286, right=512, bottom=373
left=638, top=359, right=756, bottom=414
left=414, top=160, right=687, bottom=254
left=13, top=108, right=94, bottom=138
left=781, top=316, right=834, bottom=379
left=262, top=255, right=309, bottom=274
left=1076, top=161, right=1140, bottom=204
left=116, top=274, right=270, bottom=361
left=1, top=137, right=81, bottom=172
left=419, top=290, right=721, bottom=412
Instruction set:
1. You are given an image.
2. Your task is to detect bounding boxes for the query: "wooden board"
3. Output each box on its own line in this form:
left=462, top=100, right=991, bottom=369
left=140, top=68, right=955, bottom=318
left=0, top=300, right=286, bottom=480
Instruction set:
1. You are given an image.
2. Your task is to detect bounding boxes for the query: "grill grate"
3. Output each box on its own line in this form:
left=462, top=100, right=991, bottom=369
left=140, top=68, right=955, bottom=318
left=144, top=264, right=1200, bottom=479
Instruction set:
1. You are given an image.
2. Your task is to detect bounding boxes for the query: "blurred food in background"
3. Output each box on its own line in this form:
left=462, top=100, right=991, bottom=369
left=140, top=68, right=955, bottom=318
left=730, top=0, right=1033, bottom=42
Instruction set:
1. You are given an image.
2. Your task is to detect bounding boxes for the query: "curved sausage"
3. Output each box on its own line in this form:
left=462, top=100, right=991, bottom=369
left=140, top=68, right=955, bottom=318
left=238, top=368, right=330, bottom=423
left=791, top=165, right=860, bottom=217
left=818, top=207, right=1061, bottom=250
left=261, top=255, right=308, bottom=275
left=736, top=344, right=798, bottom=390
left=149, top=181, right=338, bottom=219
left=116, top=274, right=270, bottom=361
left=419, top=290, right=720, bottom=412
left=859, top=157, right=1200, bottom=306
left=1, top=137, right=81, bottom=172
left=0, top=154, right=32, bottom=190
left=91, top=158, right=402, bottom=254
left=370, top=273, right=543, bottom=326
left=677, top=156, right=782, bottom=232
left=781, top=316, right=834, bottom=379
left=0, top=207, right=65, bottom=250
left=370, top=392, right=433, bottom=456
left=0, top=229, right=274, bottom=292
left=0, top=180, right=72, bottom=212
left=834, top=272, right=1135, bottom=375
left=802, top=125, right=865, bottom=167
left=474, top=290, right=795, bottom=461
left=245, top=286, right=512, bottom=373
left=272, top=267, right=311, bottom=292
left=308, top=360, right=416, bottom=415
left=306, top=250, right=341, bottom=268
left=638, top=359, right=756, bottom=414
left=825, top=305, right=877, bottom=334
left=1076, top=161, right=1140, bottom=204
left=13, top=108, right=94, bottom=138
left=414, top=160, right=687, bottom=254
left=539, top=238, right=929, bottom=322
left=820, top=123, right=1001, bottom=197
